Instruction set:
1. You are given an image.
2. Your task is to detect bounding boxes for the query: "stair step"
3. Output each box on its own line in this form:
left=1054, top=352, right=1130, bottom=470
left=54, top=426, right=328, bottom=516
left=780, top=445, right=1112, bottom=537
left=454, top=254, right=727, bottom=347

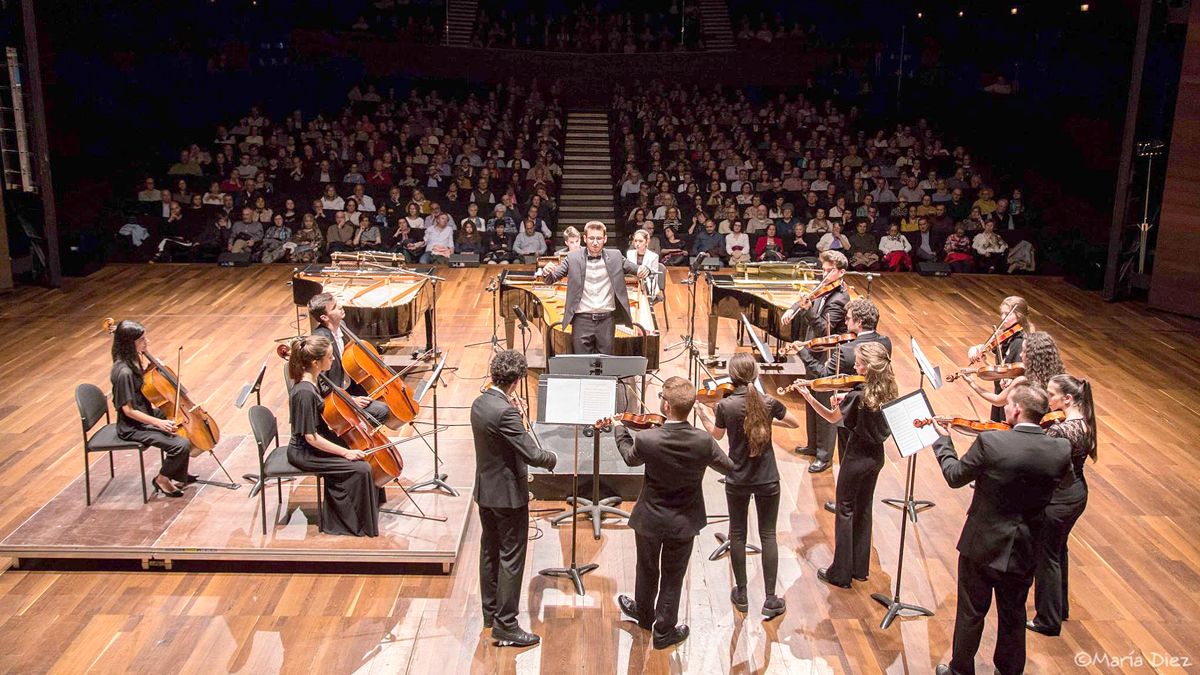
left=558, top=194, right=612, bottom=201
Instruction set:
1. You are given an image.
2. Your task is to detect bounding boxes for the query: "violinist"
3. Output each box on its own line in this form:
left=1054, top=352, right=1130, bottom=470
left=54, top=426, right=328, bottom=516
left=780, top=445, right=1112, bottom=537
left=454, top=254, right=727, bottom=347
left=307, top=293, right=401, bottom=430
left=470, top=350, right=557, bottom=648
left=960, top=331, right=1064, bottom=413
left=285, top=335, right=384, bottom=537
left=795, top=342, right=896, bottom=589
left=109, top=320, right=193, bottom=498
left=967, top=296, right=1027, bottom=422
left=1029, top=374, right=1097, bottom=637
left=780, top=250, right=850, bottom=472
left=695, top=353, right=800, bottom=620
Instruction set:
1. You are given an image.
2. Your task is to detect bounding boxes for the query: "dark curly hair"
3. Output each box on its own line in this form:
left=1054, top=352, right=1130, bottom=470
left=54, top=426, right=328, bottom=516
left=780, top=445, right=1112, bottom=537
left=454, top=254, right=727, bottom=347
left=489, top=349, right=527, bottom=390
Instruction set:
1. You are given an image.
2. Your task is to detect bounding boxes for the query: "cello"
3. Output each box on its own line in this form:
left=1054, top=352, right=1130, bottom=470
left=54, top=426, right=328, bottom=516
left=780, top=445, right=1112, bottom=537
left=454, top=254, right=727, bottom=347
left=338, top=325, right=421, bottom=423
left=102, top=318, right=219, bottom=456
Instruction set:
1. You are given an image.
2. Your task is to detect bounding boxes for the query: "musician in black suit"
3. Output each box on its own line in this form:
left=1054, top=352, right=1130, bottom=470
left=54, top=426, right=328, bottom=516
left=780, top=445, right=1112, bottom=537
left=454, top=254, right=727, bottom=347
left=781, top=249, right=850, bottom=472
left=796, top=298, right=892, bottom=513
left=307, top=292, right=399, bottom=430
left=537, top=220, right=650, bottom=355
left=612, top=376, right=734, bottom=650
left=931, top=384, right=1071, bottom=675
left=966, top=296, right=1027, bottom=423
left=470, top=350, right=558, bottom=648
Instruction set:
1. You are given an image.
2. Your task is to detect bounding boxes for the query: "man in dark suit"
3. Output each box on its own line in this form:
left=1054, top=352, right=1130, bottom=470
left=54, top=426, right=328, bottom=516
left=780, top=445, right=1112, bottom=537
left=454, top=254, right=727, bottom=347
left=906, top=217, right=943, bottom=264
left=931, top=384, right=1071, bottom=675
left=781, top=249, right=850, bottom=472
left=538, top=220, right=650, bottom=354
left=470, top=349, right=558, bottom=648
left=307, top=292, right=400, bottom=429
left=612, top=376, right=733, bottom=650
left=796, top=298, right=892, bottom=512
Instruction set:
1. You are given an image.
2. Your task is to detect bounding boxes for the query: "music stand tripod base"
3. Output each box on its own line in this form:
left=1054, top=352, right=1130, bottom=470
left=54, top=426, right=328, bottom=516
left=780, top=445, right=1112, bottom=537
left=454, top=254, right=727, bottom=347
left=539, top=561, right=598, bottom=596
left=408, top=474, right=459, bottom=497
left=870, top=592, right=934, bottom=630
left=881, top=496, right=935, bottom=523
left=708, top=532, right=761, bottom=562
left=550, top=496, right=630, bottom=540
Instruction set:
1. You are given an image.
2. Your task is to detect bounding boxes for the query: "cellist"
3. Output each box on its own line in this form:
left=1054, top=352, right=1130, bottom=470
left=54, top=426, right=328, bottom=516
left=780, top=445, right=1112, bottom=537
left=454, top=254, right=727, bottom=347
left=286, top=335, right=384, bottom=537
left=109, top=320, right=193, bottom=498
left=307, top=292, right=402, bottom=430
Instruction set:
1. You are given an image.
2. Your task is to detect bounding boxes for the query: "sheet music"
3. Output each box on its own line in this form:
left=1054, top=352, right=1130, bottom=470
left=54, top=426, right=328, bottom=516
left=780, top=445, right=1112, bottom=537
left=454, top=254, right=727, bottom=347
left=542, top=377, right=617, bottom=425
left=881, top=389, right=939, bottom=458
left=909, top=337, right=943, bottom=389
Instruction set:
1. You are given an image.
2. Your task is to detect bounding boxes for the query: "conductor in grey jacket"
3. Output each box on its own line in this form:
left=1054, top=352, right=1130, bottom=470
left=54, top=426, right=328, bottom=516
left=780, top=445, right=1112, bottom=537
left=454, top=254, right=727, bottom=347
left=537, top=220, right=650, bottom=354
left=611, top=375, right=734, bottom=650
left=471, top=349, right=558, bottom=648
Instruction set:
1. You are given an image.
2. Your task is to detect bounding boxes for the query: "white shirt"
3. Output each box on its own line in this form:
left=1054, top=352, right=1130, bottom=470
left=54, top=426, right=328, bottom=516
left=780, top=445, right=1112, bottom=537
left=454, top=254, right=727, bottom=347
left=878, top=235, right=912, bottom=254
left=355, top=195, right=376, bottom=212
left=321, top=196, right=344, bottom=211
left=973, top=232, right=1008, bottom=255
left=424, top=224, right=455, bottom=252
left=578, top=254, right=615, bottom=314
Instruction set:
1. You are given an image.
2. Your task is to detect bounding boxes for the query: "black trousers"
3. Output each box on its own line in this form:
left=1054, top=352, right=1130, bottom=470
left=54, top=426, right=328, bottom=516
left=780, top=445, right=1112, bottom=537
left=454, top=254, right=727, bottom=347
left=725, top=482, right=780, bottom=595
left=1033, top=492, right=1087, bottom=630
left=570, top=311, right=615, bottom=355
left=805, top=390, right=836, bottom=462
left=478, top=504, right=530, bottom=631
left=117, top=427, right=190, bottom=482
left=634, top=532, right=693, bottom=639
left=950, top=555, right=1034, bottom=675
left=826, top=450, right=883, bottom=584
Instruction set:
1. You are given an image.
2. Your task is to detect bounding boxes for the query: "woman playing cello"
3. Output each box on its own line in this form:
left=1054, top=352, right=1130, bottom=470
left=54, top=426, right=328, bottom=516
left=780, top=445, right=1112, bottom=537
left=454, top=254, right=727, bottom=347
left=286, top=335, right=385, bottom=537
left=109, top=320, right=193, bottom=498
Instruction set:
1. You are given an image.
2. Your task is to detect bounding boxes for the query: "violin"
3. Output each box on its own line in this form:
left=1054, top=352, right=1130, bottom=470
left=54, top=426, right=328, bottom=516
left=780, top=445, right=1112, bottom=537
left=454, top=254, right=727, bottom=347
left=103, top=318, right=219, bottom=456
left=338, top=325, right=420, bottom=423
left=914, top=416, right=1010, bottom=435
left=776, top=374, right=866, bottom=395
left=697, top=376, right=736, bottom=403
left=778, top=332, right=857, bottom=356
left=946, top=362, right=1026, bottom=383
left=597, top=412, right=666, bottom=430
left=793, top=276, right=842, bottom=312
left=970, top=323, right=1023, bottom=364
left=1040, top=410, right=1066, bottom=426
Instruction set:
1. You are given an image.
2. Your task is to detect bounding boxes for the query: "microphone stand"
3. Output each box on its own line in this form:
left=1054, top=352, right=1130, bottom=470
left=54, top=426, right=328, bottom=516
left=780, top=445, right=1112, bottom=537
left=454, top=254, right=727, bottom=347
left=663, top=254, right=708, bottom=359
left=464, top=272, right=503, bottom=351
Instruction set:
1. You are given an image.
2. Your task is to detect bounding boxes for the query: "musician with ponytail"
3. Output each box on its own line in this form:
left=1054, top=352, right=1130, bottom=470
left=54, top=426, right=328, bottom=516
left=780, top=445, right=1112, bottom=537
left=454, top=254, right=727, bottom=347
left=697, top=353, right=800, bottom=619
left=1028, top=374, right=1097, bottom=636
left=796, top=341, right=897, bottom=588
left=285, top=335, right=384, bottom=537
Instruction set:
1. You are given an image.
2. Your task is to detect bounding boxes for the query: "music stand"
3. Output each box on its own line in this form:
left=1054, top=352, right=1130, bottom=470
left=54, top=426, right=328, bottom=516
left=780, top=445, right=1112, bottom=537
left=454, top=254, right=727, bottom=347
left=881, top=337, right=940, bottom=522
left=237, top=360, right=295, bottom=486
left=537, top=373, right=617, bottom=595
left=408, top=353, right=457, bottom=496
left=872, top=388, right=939, bottom=629
left=545, top=355, right=645, bottom=537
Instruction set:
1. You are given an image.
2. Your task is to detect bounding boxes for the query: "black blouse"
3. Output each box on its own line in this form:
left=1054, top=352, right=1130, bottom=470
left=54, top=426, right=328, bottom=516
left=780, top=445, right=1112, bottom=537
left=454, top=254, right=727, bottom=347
left=714, top=385, right=786, bottom=486
left=840, top=389, right=891, bottom=459
left=1045, top=418, right=1090, bottom=504
left=288, top=380, right=328, bottom=455
left=110, top=361, right=156, bottom=434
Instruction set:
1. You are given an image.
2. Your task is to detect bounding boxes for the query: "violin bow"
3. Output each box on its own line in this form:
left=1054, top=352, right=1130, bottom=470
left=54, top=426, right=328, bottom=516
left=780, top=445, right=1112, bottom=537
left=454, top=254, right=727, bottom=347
left=981, top=304, right=1018, bottom=358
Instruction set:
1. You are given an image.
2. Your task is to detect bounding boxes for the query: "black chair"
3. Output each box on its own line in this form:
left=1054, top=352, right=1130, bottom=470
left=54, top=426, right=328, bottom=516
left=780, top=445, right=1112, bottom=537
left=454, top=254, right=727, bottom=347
left=75, top=383, right=157, bottom=505
left=247, top=405, right=323, bottom=535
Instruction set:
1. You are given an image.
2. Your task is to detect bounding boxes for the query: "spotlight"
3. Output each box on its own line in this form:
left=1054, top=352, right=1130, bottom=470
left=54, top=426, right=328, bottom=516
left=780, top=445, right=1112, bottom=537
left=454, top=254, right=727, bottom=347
left=1010, top=7, right=1018, bottom=15
left=958, top=10, right=964, bottom=18
left=1080, top=3, right=1090, bottom=11
left=917, top=11, right=923, bottom=19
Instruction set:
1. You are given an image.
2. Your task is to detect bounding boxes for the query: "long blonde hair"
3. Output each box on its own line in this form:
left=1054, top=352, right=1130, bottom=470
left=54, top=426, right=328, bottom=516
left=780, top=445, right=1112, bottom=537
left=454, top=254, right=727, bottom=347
left=857, top=342, right=897, bottom=410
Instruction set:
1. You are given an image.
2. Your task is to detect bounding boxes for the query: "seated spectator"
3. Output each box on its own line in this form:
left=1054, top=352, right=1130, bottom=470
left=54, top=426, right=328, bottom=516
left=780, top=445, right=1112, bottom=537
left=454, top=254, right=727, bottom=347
left=973, top=187, right=998, bottom=216
left=827, top=196, right=851, bottom=224
left=640, top=220, right=662, bottom=254
left=627, top=230, right=661, bottom=297
left=461, top=202, right=486, bottom=234
left=513, top=219, right=548, bottom=258
left=929, top=203, right=955, bottom=239
left=351, top=184, right=375, bottom=213
left=390, top=220, right=426, bottom=263
left=691, top=219, right=725, bottom=260
left=746, top=204, right=772, bottom=234
left=484, top=220, right=516, bottom=264
left=344, top=199, right=362, bottom=226
left=458, top=220, right=485, bottom=257
left=352, top=217, right=383, bottom=252
left=201, top=182, right=224, bottom=206
left=195, top=213, right=232, bottom=262
left=817, top=221, right=850, bottom=254
left=229, top=206, right=264, bottom=258
left=325, top=211, right=356, bottom=255
left=320, top=185, right=345, bottom=212
left=960, top=206, right=987, bottom=234
left=943, top=222, right=975, bottom=273
left=755, top=222, right=785, bottom=262
left=787, top=222, right=814, bottom=259
left=806, top=208, right=832, bottom=235
left=260, top=214, right=293, bottom=263
left=137, top=177, right=162, bottom=202
left=421, top=213, right=456, bottom=263
left=908, top=218, right=941, bottom=264
left=972, top=221, right=1008, bottom=273
left=848, top=220, right=880, bottom=271
left=291, top=213, right=324, bottom=264
left=725, top=220, right=751, bottom=265
left=900, top=205, right=920, bottom=233
left=660, top=226, right=689, bottom=266
left=879, top=224, right=913, bottom=272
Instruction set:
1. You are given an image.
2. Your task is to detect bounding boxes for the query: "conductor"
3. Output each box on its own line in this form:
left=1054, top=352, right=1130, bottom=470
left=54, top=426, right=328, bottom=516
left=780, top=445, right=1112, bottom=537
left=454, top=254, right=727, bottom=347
left=538, top=220, right=650, bottom=354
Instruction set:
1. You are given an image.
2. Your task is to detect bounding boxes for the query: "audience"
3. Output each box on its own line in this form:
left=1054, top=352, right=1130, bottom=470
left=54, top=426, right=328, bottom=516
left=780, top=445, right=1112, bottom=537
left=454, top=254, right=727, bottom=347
left=473, top=1, right=702, bottom=53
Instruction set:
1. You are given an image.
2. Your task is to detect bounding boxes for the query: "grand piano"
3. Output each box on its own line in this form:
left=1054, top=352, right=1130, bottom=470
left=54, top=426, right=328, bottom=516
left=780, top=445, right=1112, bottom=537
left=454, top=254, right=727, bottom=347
left=499, top=268, right=661, bottom=370
left=707, top=261, right=858, bottom=356
left=291, top=252, right=434, bottom=347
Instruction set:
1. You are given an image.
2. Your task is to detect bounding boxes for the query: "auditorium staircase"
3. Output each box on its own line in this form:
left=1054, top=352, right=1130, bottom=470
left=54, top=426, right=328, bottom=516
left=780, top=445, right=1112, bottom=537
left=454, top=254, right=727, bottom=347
left=558, top=110, right=616, bottom=242
left=445, top=0, right=477, bottom=47
left=699, top=0, right=735, bottom=52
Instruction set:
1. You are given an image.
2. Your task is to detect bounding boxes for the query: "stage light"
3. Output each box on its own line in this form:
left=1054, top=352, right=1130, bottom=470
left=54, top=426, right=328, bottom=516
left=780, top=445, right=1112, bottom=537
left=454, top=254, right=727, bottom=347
left=958, top=10, right=964, bottom=18
left=1010, top=7, right=1019, bottom=15
left=917, top=11, right=923, bottom=19
left=1080, top=3, right=1090, bottom=10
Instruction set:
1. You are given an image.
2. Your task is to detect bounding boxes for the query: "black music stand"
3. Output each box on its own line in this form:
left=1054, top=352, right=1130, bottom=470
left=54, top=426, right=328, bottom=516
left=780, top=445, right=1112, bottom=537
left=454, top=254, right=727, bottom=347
left=880, top=337, right=940, bottom=523
left=545, top=356, right=645, bottom=538
left=237, top=361, right=295, bottom=487
left=537, top=373, right=617, bottom=595
left=408, top=353, right=457, bottom=496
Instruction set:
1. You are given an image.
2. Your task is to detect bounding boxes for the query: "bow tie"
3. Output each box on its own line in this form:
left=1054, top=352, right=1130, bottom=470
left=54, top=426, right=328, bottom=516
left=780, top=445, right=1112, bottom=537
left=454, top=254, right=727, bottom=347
left=587, top=255, right=603, bottom=261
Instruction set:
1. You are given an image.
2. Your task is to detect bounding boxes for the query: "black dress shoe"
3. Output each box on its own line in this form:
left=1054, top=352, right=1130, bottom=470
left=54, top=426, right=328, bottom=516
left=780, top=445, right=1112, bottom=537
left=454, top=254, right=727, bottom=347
left=652, top=625, right=689, bottom=650
left=795, top=446, right=817, bottom=456
left=816, top=567, right=851, bottom=589
left=853, top=574, right=869, bottom=582
left=730, top=586, right=748, bottom=613
left=1025, top=620, right=1060, bottom=637
left=808, top=459, right=831, bottom=473
left=491, top=626, right=541, bottom=647
left=823, top=501, right=836, bottom=514
left=935, top=665, right=953, bottom=675
left=762, top=595, right=786, bottom=620
left=182, top=474, right=200, bottom=485
left=618, top=594, right=651, bottom=630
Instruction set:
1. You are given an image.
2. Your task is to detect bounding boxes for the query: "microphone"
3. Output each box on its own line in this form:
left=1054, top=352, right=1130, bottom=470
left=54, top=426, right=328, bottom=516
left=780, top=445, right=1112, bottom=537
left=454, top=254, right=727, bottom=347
left=689, top=251, right=708, bottom=274
left=513, top=304, right=530, bottom=329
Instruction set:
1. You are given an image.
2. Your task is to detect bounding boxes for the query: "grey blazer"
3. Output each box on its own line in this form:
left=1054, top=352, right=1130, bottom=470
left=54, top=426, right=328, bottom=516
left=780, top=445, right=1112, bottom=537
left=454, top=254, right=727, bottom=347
left=542, top=247, right=639, bottom=327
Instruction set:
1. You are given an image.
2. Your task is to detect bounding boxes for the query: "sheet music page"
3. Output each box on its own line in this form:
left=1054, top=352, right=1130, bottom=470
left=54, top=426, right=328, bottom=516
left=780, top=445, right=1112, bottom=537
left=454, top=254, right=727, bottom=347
left=882, top=390, right=939, bottom=458
left=542, top=377, right=617, bottom=425
left=578, top=378, right=617, bottom=423
left=909, top=337, right=943, bottom=389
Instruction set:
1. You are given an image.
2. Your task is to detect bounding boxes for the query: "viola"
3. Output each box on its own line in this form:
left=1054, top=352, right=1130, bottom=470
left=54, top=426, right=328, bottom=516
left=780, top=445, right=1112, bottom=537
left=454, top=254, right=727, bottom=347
left=947, top=362, right=1026, bottom=383
left=776, top=374, right=866, bottom=395
left=597, top=412, right=666, bottom=430
left=103, top=318, right=219, bottom=456
left=914, top=417, right=1011, bottom=435
left=778, top=332, right=857, bottom=356
left=697, top=376, right=736, bottom=403
left=970, top=323, right=1023, bottom=364
left=339, top=325, right=420, bottom=423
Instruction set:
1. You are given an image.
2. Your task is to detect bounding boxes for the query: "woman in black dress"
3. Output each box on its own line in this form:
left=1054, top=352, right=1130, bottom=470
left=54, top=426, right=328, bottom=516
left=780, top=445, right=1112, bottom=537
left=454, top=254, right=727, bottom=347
left=797, top=341, right=897, bottom=588
left=285, top=335, right=383, bottom=537
left=1028, top=373, right=1096, bottom=636
left=109, top=320, right=193, bottom=498
left=697, top=353, right=800, bottom=619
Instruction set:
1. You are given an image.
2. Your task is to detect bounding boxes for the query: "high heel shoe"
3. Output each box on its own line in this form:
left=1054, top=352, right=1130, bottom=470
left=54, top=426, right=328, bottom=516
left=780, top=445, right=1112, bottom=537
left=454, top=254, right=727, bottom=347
left=153, top=477, right=184, bottom=498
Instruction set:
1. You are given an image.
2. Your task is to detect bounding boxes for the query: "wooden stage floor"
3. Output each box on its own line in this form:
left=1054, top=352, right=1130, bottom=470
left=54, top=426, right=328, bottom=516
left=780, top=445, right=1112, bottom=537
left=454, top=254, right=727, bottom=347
left=1, top=263, right=1199, bottom=673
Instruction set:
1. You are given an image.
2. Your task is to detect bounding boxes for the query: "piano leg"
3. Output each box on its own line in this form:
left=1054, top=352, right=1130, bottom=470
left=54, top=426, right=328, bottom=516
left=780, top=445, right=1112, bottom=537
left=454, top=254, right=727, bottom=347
left=708, top=313, right=719, bottom=356
left=504, top=315, right=516, bottom=349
